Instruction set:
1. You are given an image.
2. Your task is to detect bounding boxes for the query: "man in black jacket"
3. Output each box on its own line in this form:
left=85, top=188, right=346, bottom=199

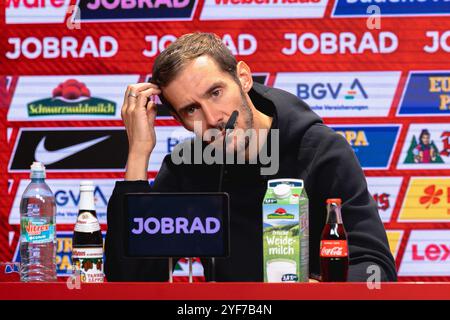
left=105, top=32, right=397, bottom=282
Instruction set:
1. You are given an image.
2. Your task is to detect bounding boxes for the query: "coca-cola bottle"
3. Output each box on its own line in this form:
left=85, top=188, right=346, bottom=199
left=72, top=181, right=104, bottom=283
left=320, top=198, right=349, bottom=282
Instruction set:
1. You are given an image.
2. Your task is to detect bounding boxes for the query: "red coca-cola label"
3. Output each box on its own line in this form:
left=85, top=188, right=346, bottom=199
left=320, top=240, right=348, bottom=258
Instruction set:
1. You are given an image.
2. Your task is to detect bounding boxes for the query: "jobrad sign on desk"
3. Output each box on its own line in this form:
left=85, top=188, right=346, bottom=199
left=124, top=193, right=230, bottom=258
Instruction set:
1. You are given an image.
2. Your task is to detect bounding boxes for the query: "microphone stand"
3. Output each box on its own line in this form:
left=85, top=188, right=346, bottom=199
left=210, top=110, right=238, bottom=282
left=211, top=131, right=227, bottom=282
left=168, top=257, right=173, bottom=283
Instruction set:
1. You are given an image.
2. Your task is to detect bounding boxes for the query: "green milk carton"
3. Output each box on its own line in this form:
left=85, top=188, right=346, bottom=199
left=263, top=179, right=309, bottom=282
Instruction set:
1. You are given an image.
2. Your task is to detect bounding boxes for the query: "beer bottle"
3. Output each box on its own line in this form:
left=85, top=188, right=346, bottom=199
left=72, top=181, right=104, bottom=283
left=320, top=198, right=349, bottom=282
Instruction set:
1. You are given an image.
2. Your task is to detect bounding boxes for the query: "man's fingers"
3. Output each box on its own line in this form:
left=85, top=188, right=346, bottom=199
left=122, top=83, right=161, bottom=117
left=135, top=90, right=155, bottom=113
left=146, top=98, right=158, bottom=125
left=124, top=83, right=159, bottom=102
left=123, top=83, right=146, bottom=110
left=124, top=85, right=161, bottom=117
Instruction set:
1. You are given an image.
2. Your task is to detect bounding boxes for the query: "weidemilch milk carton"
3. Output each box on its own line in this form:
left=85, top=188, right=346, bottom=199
left=263, top=179, right=309, bottom=282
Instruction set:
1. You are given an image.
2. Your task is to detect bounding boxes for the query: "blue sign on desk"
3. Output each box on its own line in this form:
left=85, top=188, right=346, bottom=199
left=124, top=193, right=229, bottom=258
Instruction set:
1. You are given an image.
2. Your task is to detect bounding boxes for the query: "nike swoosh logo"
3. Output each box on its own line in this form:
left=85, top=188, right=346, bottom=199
left=34, top=135, right=110, bottom=165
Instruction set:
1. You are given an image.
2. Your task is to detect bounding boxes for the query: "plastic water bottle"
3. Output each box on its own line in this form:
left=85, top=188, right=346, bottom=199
left=20, top=162, right=57, bottom=282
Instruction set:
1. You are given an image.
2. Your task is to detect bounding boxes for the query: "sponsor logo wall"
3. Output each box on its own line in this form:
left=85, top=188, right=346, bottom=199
left=1, top=0, right=450, bottom=281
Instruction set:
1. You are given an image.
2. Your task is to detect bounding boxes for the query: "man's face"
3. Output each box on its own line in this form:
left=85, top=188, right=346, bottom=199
left=162, top=55, right=254, bottom=154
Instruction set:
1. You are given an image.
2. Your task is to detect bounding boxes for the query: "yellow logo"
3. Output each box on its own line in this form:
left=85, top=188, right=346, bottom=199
left=386, top=231, right=403, bottom=259
left=429, top=77, right=450, bottom=110
left=335, top=130, right=369, bottom=146
left=399, top=178, right=450, bottom=221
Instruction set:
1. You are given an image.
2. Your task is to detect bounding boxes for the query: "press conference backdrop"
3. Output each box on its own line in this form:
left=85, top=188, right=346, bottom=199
left=1, top=0, right=450, bottom=282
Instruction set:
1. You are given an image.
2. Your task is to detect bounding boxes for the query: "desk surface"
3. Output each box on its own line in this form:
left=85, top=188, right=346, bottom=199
left=1, top=282, right=450, bottom=300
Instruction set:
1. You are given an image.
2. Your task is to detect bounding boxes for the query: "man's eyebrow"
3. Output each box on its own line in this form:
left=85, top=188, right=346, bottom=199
left=178, top=81, right=226, bottom=112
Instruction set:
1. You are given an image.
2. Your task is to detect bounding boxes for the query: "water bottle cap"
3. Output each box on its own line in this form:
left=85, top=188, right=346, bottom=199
left=273, top=183, right=291, bottom=199
left=30, top=161, right=45, bottom=172
left=30, top=162, right=46, bottom=178
left=80, top=180, right=95, bottom=192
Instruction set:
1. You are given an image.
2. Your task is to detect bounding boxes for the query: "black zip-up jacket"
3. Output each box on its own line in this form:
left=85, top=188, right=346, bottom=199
left=105, top=82, right=397, bottom=282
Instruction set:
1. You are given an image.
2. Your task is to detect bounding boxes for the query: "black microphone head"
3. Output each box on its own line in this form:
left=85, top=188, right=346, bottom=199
left=225, top=110, right=239, bottom=130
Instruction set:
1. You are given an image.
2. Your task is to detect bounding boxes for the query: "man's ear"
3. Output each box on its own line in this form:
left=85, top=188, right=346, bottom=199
left=236, top=61, right=253, bottom=93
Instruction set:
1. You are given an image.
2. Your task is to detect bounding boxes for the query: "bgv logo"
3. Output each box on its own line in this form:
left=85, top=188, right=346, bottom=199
left=297, top=78, right=368, bottom=100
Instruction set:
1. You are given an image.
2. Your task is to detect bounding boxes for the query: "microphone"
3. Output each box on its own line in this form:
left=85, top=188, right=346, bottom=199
left=218, top=110, right=239, bottom=192
left=225, top=110, right=239, bottom=130
left=211, top=110, right=239, bottom=283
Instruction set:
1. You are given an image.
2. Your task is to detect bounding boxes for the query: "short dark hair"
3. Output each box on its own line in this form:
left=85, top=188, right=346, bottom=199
left=151, top=32, right=238, bottom=111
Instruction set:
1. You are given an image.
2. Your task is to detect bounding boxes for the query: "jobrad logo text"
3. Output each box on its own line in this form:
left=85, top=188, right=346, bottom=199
left=131, top=217, right=221, bottom=235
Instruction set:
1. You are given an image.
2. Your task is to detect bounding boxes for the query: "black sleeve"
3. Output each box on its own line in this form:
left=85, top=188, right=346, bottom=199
left=104, top=155, right=180, bottom=282
left=308, top=128, right=397, bottom=282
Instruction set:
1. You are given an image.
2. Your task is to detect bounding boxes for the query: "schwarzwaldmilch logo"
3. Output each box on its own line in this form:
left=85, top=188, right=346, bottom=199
left=27, top=79, right=116, bottom=117
left=268, top=208, right=294, bottom=220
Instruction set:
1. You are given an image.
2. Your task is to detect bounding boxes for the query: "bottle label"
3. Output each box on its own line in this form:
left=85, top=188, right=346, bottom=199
left=74, top=211, right=100, bottom=233
left=21, top=218, right=55, bottom=244
left=72, top=247, right=104, bottom=283
left=320, top=240, right=348, bottom=258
